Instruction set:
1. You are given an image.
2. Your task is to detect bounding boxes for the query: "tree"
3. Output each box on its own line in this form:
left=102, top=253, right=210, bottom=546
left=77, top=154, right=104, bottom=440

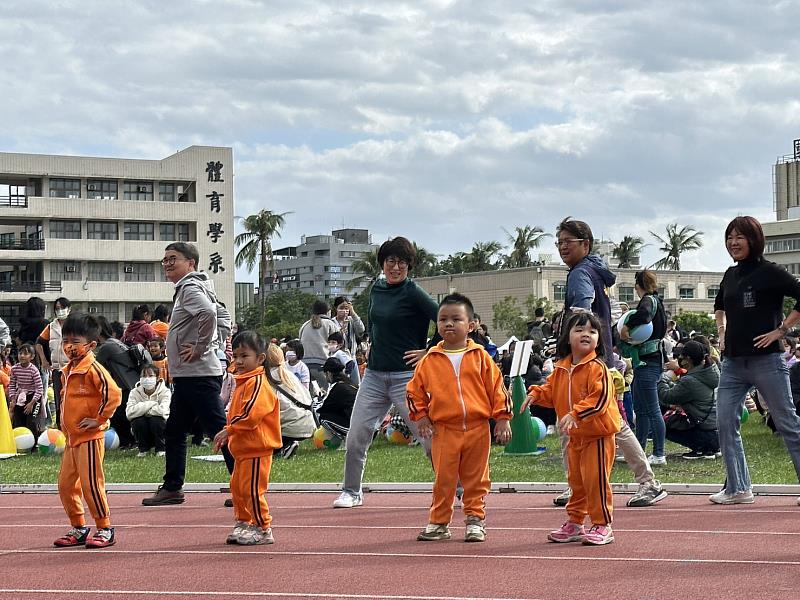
left=503, top=225, right=551, bottom=269
left=674, top=311, right=715, bottom=337
left=411, top=243, right=439, bottom=278
left=465, top=241, right=503, bottom=272
left=347, top=248, right=381, bottom=292
left=438, top=252, right=471, bottom=274
left=492, top=296, right=529, bottom=340
left=238, top=289, right=318, bottom=340
left=649, top=223, right=703, bottom=271
left=234, top=210, right=290, bottom=309
left=612, top=235, right=646, bottom=269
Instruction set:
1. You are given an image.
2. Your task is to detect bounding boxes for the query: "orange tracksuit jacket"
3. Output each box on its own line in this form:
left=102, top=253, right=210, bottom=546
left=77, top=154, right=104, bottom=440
left=527, top=351, right=620, bottom=526
left=225, top=367, right=281, bottom=458
left=60, top=352, right=122, bottom=448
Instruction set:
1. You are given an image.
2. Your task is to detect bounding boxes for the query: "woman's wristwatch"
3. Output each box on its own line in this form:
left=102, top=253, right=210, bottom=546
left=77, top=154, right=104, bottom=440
left=778, top=323, right=789, bottom=334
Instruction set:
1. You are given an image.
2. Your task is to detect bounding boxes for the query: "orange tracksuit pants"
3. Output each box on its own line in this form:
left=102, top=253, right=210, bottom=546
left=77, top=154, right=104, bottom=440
left=429, top=422, right=491, bottom=525
left=58, top=439, right=111, bottom=529
left=231, top=455, right=273, bottom=529
left=565, top=434, right=615, bottom=526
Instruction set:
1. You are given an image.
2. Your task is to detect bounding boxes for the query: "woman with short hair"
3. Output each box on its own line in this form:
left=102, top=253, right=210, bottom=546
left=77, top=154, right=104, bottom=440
left=299, top=300, right=340, bottom=391
left=712, top=216, right=800, bottom=505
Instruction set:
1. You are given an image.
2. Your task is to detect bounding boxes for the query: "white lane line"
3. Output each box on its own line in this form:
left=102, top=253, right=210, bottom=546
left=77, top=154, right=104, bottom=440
left=1, top=523, right=800, bottom=536
left=3, top=549, right=800, bottom=566
left=0, top=591, right=541, bottom=600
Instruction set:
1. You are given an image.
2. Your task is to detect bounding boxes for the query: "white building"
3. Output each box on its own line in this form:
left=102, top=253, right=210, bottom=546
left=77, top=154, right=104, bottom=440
left=0, top=145, right=235, bottom=329
left=764, top=138, right=800, bottom=274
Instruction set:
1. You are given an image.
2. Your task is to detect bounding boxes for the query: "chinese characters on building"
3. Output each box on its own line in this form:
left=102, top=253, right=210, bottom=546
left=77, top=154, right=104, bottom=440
left=205, top=161, right=226, bottom=273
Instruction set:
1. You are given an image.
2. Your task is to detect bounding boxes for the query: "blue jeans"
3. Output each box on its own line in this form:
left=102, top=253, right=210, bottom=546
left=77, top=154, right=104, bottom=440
left=632, top=363, right=665, bottom=457
left=717, top=354, right=800, bottom=493
left=623, top=390, right=634, bottom=426
left=342, top=368, right=432, bottom=496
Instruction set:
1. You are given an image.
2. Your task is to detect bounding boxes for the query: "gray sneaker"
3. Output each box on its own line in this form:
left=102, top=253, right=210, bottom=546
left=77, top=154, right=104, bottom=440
left=236, top=525, right=274, bottom=545
left=417, top=524, right=451, bottom=541
left=553, top=488, right=572, bottom=507
left=464, top=516, right=486, bottom=542
left=709, top=489, right=754, bottom=505
left=226, top=521, right=248, bottom=545
left=627, top=480, right=668, bottom=507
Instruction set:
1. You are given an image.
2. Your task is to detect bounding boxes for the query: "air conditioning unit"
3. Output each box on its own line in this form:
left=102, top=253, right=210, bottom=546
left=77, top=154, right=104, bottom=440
left=137, top=185, right=149, bottom=193
left=88, top=307, right=98, bottom=314
left=123, top=266, right=134, bottom=273
left=65, top=265, right=77, bottom=273
left=87, top=184, right=97, bottom=191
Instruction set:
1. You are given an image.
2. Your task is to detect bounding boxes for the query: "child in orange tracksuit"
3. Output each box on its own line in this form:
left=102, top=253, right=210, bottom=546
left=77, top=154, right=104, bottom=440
left=407, top=293, right=512, bottom=543
left=213, top=331, right=281, bottom=546
left=53, top=313, right=122, bottom=549
left=522, top=311, right=621, bottom=546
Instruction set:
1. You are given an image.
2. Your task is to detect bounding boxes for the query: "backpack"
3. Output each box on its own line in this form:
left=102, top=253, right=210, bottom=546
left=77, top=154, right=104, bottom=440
left=529, top=322, right=545, bottom=347
left=127, top=343, right=153, bottom=372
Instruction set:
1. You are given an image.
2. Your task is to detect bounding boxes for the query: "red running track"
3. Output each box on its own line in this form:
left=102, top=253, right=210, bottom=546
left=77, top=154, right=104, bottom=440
left=1, top=491, right=798, bottom=600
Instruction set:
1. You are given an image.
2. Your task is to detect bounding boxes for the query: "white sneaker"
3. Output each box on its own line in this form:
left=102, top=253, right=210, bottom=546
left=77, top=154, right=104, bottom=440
left=647, top=454, right=667, bottom=465
left=333, top=492, right=363, bottom=508
left=709, top=489, right=754, bottom=505
left=156, top=451, right=166, bottom=457
left=136, top=451, right=148, bottom=458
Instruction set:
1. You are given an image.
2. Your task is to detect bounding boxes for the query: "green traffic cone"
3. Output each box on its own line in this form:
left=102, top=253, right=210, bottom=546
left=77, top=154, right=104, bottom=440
left=505, top=375, right=540, bottom=456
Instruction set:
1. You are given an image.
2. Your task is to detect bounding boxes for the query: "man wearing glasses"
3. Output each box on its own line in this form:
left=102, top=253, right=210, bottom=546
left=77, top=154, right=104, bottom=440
left=551, top=217, right=667, bottom=508
left=142, top=242, right=233, bottom=506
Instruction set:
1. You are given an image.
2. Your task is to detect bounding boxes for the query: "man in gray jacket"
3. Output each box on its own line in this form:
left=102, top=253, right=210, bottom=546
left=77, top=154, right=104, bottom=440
left=143, top=242, right=233, bottom=506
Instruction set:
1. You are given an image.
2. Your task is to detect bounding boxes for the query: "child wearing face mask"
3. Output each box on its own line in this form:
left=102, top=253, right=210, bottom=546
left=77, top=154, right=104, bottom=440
left=327, top=332, right=359, bottom=387
left=126, top=364, right=171, bottom=457
left=284, top=340, right=311, bottom=389
left=36, top=297, right=72, bottom=429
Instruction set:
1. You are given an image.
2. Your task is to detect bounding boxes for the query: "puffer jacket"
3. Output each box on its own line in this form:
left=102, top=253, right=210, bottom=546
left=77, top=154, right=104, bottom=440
left=657, top=364, right=719, bottom=430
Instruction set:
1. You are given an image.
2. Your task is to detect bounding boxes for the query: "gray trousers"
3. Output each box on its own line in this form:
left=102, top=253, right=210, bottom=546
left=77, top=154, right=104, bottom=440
left=560, top=419, right=654, bottom=485
left=342, top=368, right=432, bottom=496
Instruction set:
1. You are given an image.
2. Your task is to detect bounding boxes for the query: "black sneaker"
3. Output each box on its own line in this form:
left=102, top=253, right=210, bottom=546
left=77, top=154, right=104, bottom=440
left=281, top=441, right=300, bottom=459
left=703, top=450, right=719, bottom=460
left=682, top=450, right=704, bottom=460
left=224, top=498, right=234, bottom=508
left=142, top=486, right=185, bottom=506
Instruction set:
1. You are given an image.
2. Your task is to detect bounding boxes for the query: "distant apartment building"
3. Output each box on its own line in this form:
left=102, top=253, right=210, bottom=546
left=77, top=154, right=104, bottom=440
left=265, top=229, right=379, bottom=299
left=764, top=138, right=800, bottom=273
left=0, top=146, right=235, bottom=330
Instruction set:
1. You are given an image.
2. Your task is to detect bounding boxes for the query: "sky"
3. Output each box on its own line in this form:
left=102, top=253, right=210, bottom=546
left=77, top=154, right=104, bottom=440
left=4, top=0, right=800, bottom=281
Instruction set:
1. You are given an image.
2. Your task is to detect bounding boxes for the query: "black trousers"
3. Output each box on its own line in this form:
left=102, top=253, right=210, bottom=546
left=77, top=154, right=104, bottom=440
left=666, top=426, right=719, bottom=453
left=12, top=403, right=41, bottom=440
left=163, top=376, right=233, bottom=491
left=52, top=369, right=62, bottom=429
left=130, top=416, right=167, bottom=452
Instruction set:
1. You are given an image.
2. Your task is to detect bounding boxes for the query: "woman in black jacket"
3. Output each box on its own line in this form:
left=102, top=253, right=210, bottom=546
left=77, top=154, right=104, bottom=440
left=712, top=216, right=800, bottom=505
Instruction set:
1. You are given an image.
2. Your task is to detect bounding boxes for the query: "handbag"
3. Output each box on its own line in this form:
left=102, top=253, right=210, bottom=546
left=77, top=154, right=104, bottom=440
left=664, top=409, right=693, bottom=431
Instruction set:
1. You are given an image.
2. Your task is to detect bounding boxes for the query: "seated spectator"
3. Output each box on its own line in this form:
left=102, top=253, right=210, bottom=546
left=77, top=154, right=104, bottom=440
left=284, top=339, right=311, bottom=390
left=265, top=343, right=315, bottom=459
left=122, top=304, right=157, bottom=346
left=315, top=357, right=357, bottom=441
left=125, top=364, right=171, bottom=457
left=657, top=340, right=720, bottom=460
left=327, top=332, right=359, bottom=386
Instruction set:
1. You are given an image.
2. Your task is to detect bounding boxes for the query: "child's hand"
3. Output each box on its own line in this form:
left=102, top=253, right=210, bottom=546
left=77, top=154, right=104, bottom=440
left=558, top=413, right=578, bottom=435
left=78, top=418, right=100, bottom=430
left=212, top=429, right=229, bottom=452
left=519, top=394, right=534, bottom=413
left=416, top=416, right=435, bottom=439
left=494, top=419, right=512, bottom=445
left=23, top=401, right=35, bottom=415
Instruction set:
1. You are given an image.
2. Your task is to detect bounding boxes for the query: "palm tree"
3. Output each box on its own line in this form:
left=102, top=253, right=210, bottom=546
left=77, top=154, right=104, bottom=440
left=347, top=248, right=381, bottom=292
left=612, top=235, right=647, bottom=269
left=503, top=225, right=551, bottom=269
left=411, top=243, right=439, bottom=278
left=649, top=224, right=703, bottom=271
left=234, top=210, right=290, bottom=307
left=466, top=241, right=503, bottom=272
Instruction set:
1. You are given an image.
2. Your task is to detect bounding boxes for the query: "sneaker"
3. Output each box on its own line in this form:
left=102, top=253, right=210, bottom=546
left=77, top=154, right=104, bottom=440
left=582, top=524, right=614, bottom=546
left=226, top=521, right=248, bottom=544
left=627, top=480, right=668, bottom=507
left=236, top=525, right=274, bottom=545
left=332, top=491, right=362, bottom=509
left=547, top=521, right=585, bottom=543
left=417, top=524, right=451, bottom=541
left=136, top=451, right=148, bottom=458
left=709, top=489, right=755, bottom=505
left=647, top=454, right=667, bottom=465
left=702, top=450, right=719, bottom=460
left=464, top=516, right=486, bottom=542
left=553, top=488, right=572, bottom=507
left=54, top=526, right=90, bottom=547
left=156, top=451, right=166, bottom=457
left=224, top=498, right=234, bottom=508
left=281, top=441, right=300, bottom=459
left=85, top=527, right=115, bottom=548
left=614, top=454, right=627, bottom=463
left=681, top=450, right=704, bottom=460
left=142, top=486, right=185, bottom=506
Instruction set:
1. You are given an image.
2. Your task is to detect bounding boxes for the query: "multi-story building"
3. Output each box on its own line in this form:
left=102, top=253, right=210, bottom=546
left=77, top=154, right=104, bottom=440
left=764, top=138, right=800, bottom=273
left=266, top=229, right=378, bottom=299
left=0, top=145, right=234, bottom=330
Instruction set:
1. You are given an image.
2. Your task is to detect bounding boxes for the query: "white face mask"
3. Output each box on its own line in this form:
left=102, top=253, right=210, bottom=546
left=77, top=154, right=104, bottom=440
left=141, top=377, right=157, bottom=389
left=55, top=308, right=70, bottom=319
left=285, top=351, right=297, bottom=361
left=328, top=343, right=339, bottom=353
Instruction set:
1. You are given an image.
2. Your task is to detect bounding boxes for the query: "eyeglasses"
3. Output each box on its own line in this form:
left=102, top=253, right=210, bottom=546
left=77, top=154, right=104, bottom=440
left=161, top=256, right=188, bottom=266
left=384, top=258, right=409, bottom=268
left=555, top=238, right=585, bottom=248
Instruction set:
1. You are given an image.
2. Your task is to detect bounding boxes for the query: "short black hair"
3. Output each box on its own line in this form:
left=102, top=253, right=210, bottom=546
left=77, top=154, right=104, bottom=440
left=232, top=330, right=266, bottom=355
left=328, top=331, right=345, bottom=345
left=534, top=307, right=544, bottom=318
left=18, top=343, right=35, bottom=356
left=556, top=311, right=606, bottom=360
left=153, top=304, right=170, bottom=321
left=312, top=299, right=330, bottom=315
left=556, top=217, right=594, bottom=252
left=132, top=304, right=151, bottom=321
left=165, top=242, right=199, bottom=269
left=62, top=312, right=101, bottom=342
left=333, top=296, right=350, bottom=308
left=23, top=297, right=46, bottom=319
left=110, top=321, right=125, bottom=339
left=377, top=236, right=416, bottom=268
left=438, top=293, right=475, bottom=319
left=725, top=216, right=765, bottom=259
left=54, top=297, right=71, bottom=310
left=140, top=364, right=159, bottom=378
left=149, top=337, right=166, bottom=348
left=286, top=339, right=304, bottom=359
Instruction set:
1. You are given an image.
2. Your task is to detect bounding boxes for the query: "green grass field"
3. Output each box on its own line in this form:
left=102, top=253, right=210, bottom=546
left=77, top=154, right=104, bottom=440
left=1, top=417, right=797, bottom=485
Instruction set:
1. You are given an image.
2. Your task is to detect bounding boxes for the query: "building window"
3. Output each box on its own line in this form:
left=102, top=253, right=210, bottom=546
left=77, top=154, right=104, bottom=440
left=87, top=180, right=117, bottom=200
left=617, top=286, right=635, bottom=303
left=123, top=263, right=155, bottom=282
left=159, top=182, right=175, bottom=202
left=0, top=233, right=13, bottom=247
left=707, top=286, right=720, bottom=299
left=87, top=302, right=119, bottom=321
left=658, top=285, right=667, bottom=299
left=553, top=282, right=566, bottom=302
left=49, top=178, right=81, bottom=198
left=159, top=222, right=190, bottom=242
left=123, top=222, right=155, bottom=241
left=87, top=262, right=119, bottom=281
left=50, top=220, right=82, bottom=239
left=51, top=261, right=82, bottom=282
left=87, top=221, right=118, bottom=240
left=679, top=286, right=695, bottom=299
left=123, top=182, right=154, bottom=201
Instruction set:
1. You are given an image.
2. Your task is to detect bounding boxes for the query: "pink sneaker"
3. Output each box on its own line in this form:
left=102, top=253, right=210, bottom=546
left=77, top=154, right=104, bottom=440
left=582, top=524, right=614, bottom=546
left=547, top=521, right=585, bottom=543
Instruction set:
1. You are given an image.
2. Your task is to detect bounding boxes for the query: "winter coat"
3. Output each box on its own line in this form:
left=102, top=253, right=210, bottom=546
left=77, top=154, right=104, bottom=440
left=126, top=380, right=171, bottom=421
left=658, top=364, right=719, bottom=431
left=122, top=320, right=157, bottom=346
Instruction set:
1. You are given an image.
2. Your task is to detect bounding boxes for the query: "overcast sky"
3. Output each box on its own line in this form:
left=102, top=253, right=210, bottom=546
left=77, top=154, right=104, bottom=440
left=4, top=0, right=800, bottom=279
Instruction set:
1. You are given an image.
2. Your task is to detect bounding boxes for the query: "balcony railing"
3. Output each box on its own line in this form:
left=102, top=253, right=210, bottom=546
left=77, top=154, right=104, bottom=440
left=0, top=280, right=62, bottom=293
left=0, top=238, right=45, bottom=251
left=0, top=195, right=28, bottom=208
